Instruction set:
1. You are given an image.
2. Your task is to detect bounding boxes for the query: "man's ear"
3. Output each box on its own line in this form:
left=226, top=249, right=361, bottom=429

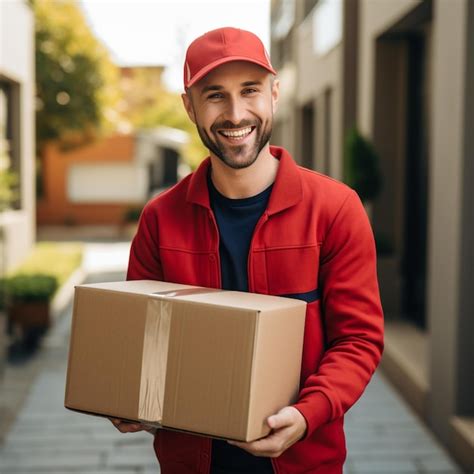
left=271, top=77, right=280, bottom=115
left=181, top=91, right=196, bottom=124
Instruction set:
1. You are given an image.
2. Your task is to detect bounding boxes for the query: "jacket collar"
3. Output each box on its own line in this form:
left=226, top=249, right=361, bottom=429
left=186, top=145, right=303, bottom=216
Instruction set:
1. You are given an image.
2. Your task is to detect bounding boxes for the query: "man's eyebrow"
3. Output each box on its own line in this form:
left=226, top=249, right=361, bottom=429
left=200, top=80, right=263, bottom=96
left=241, top=80, right=263, bottom=87
left=200, top=84, right=223, bottom=95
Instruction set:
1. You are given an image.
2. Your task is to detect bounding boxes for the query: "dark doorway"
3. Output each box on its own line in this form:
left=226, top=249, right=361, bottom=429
left=162, top=147, right=178, bottom=187
left=301, top=101, right=315, bottom=169
left=148, top=147, right=179, bottom=195
left=401, top=32, right=429, bottom=328
left=324, top=88, right=332, bottom=175
left=372, top=0, right=432, bottom=328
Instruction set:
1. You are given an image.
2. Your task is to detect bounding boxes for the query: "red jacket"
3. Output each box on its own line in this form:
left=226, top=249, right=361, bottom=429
left=127, top=146, right=384, bottom=474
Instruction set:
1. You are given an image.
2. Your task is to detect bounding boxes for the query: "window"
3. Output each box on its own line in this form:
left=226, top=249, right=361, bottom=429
left=0, top=80, right=20, bottom=210
left=312, top=0, right=343, bottom=56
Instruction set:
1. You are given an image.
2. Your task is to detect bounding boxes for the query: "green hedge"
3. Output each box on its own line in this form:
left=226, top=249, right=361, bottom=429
left=1, top=242, right=83, bottom=307
left=4, top=274, right=58, bottom=303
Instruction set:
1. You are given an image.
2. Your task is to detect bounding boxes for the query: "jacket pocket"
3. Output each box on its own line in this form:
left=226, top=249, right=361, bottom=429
left=277, top=288, right=321, bottom=303
left=263, top=244, right=320, bottom=295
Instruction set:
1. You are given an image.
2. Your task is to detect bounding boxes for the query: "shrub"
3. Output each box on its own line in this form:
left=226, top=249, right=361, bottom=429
left=5, top=274, right=59, bottom=303
left=343, top=127, right=382, bottom=203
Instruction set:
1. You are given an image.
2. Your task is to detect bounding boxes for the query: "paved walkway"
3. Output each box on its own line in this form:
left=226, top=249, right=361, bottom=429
left=0, top=242, right=464, bottom=473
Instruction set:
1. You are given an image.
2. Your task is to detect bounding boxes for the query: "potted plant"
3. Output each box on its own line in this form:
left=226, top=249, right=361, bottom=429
left=5, top=273, right=58, bottom=340
left=343, top=127, right=382, bottom=213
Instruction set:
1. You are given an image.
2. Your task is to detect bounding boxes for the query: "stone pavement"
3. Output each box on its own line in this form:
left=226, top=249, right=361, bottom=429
left=0, top=241, right=464, bottom=473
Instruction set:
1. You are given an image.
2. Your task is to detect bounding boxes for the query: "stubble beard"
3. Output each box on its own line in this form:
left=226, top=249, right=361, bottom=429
left=196, top=118, right=273, bottom=170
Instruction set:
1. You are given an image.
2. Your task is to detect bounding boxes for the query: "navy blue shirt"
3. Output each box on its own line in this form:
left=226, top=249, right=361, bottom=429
left=208, top=171, right=274, bottom=473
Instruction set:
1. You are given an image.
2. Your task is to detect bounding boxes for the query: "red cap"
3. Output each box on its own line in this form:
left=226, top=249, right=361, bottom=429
left=183, top=27, right=276, bottom=89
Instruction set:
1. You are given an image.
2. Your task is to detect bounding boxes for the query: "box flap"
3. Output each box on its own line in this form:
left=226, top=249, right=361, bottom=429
left=77, top=280, right=200, bottom=295
left=165, top=289, right=306, bottom=312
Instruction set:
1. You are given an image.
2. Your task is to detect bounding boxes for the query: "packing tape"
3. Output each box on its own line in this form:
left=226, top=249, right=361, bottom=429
left=138, top=287, right=222, bottom=424
left=138, top=297, right=172, bottom=424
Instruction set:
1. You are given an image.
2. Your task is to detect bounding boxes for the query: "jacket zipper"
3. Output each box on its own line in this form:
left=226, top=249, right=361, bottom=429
left=207, top=209, right=221, bottom=289
left=247, top=211, right=269, bottom=293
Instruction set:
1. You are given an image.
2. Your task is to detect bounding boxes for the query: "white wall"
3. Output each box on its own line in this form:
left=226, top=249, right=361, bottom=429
left=67, top=163, right=148, bottom=203
left=0, top=0, right=35, bottom=272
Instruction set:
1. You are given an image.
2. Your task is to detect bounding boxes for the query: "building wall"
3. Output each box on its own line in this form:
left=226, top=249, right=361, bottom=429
left=271, top=0, right=351, bottom=180
left=36, top=135, right=144, bottom=225
left=272, top=63, right=298, bottom=158
left=271, top=0, right=474, bottom=469
left=358, top=0, right=473, bottom=469
left=427, top=0, right=473, bottom=467
left=296, top=17, right=342, bottom=179
left=0, top=0, right=35, bottom=271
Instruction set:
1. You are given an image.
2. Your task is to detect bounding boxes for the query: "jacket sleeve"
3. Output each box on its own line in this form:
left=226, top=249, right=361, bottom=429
left=293, top=189, right=384, bottom=438
left=126, top=202, right=164, bottom=281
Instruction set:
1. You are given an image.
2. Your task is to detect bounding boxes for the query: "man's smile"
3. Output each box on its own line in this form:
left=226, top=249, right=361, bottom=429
left=217, top=126, right=256, bottom=143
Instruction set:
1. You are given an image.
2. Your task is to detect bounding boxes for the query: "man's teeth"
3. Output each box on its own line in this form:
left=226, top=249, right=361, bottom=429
left=220, top=127, right=252, bottom=138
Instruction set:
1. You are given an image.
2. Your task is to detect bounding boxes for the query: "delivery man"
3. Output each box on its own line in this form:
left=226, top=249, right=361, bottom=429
left=110, top=27, right=384, bottom=474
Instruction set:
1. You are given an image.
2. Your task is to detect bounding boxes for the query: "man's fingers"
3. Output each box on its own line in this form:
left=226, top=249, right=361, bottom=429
left=228, top=406, right=307, bottom=457
left=267, top=407, right=294, bottom=430
left=108, top=418, right=144, bottom=433
left=228, top=430, right=288, bottom=457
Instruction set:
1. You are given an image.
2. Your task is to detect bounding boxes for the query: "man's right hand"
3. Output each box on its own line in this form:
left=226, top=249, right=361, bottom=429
left=109, top=417, right=156, bottom=435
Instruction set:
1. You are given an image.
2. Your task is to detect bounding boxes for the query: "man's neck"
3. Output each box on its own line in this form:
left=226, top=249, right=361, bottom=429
left=209, top=145, right=279, bottom=199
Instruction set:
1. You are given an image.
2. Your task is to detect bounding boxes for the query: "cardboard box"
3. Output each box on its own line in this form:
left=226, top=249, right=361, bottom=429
left=65, top=280, right=306, bottom=441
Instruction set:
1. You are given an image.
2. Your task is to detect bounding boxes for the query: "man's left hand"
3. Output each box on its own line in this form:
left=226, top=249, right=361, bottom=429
left=227, top=406, right=307, bottom=458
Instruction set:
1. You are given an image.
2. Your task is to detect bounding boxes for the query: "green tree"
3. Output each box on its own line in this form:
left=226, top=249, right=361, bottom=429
left=33, top=0, right=119, bottom=153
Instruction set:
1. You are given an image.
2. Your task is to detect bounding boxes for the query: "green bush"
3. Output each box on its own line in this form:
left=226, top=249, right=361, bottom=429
left=343, top=127, right=382, bottom=203
left=5, top=274, right=58, bottom=303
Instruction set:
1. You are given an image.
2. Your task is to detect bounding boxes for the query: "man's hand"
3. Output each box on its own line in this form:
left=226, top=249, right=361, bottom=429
left=109, top=417, right=156, bottom=435
left=227, top=406, right=307, bottom=458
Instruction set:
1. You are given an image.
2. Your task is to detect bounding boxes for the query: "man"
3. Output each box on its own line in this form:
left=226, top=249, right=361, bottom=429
left=111, top=27, right=384, bottom=474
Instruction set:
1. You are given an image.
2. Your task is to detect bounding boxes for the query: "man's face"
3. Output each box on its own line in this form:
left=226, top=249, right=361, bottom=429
left=182, top=61, right=279, bottom=170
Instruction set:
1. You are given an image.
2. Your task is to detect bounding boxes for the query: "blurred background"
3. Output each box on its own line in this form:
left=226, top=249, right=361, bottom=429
left=0, top=0, right=473, bottom=472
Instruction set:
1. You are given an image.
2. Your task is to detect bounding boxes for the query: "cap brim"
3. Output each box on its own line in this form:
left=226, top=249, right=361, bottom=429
left=186, top=56, right=277, bottom=88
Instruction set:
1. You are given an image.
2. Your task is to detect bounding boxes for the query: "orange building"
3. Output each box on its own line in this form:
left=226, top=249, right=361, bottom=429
left=37, top=128, right=189, bottom=226
left=37, top=134, right=137, bottom=225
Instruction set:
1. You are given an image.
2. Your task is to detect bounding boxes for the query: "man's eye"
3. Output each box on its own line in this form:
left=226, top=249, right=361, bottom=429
left=207, top=93, right=223, bottom=100
left=243, top=88, right=258, bottom=95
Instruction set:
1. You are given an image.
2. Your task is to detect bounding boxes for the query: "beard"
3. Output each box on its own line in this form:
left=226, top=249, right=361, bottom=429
left=196, top=117, right=272, bottom=170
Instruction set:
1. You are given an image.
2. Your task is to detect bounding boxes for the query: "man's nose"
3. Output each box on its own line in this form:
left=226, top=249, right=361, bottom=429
left=224, top=96, right=247, bottom=125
